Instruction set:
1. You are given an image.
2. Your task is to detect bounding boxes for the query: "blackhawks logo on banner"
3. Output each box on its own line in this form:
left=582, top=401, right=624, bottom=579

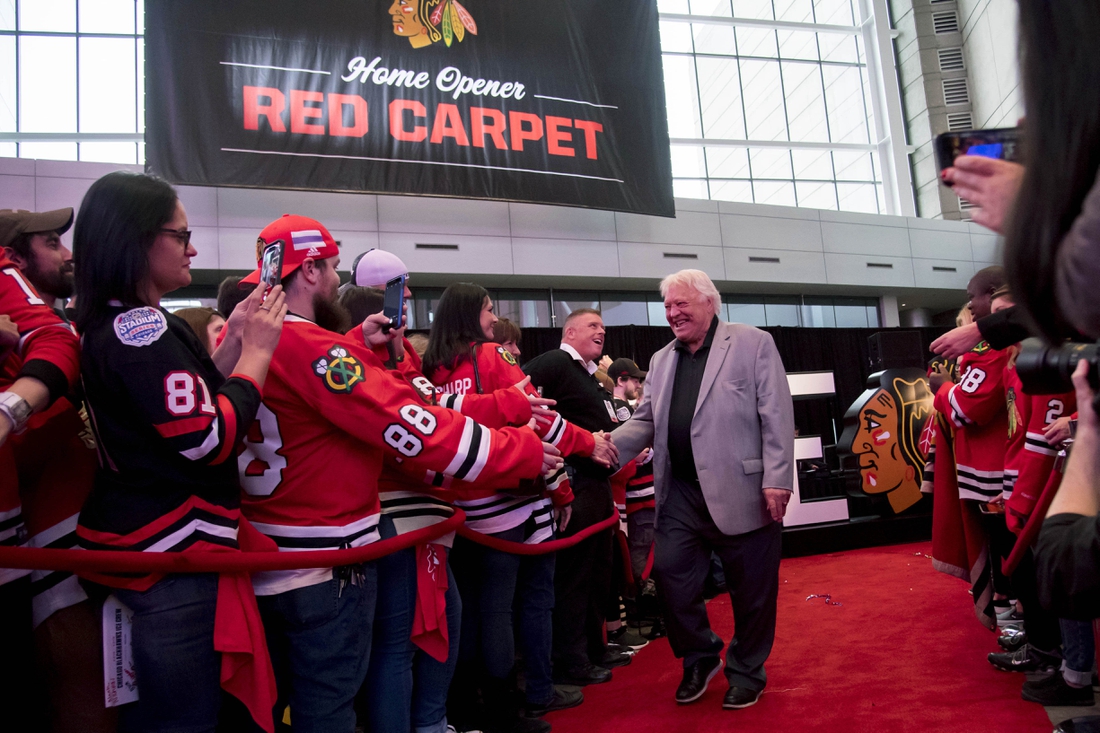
left=313, top=346, right=365, bottom=394
left=391, top=0, right=477, bottom=49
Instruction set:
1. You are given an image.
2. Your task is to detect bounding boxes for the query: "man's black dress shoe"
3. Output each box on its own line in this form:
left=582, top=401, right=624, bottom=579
left=554, top=663, right=612, bottom=686
left=722, top=686, right=761, bottom=709
left=592, top=650, right=632, bottom=669
left=675, top=657, right=722, bottom=704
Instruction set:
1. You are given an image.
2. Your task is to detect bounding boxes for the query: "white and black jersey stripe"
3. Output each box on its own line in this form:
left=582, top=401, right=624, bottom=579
left=380, top=490, right=456, bottom=548
left=1024, top=432, right=1058, bottom=457
left=542, top=412, right=567, bottom=447
left=28, top=515, right=87, bottom=628
left=957, top=464, right=1004, bottom=502
left=250, top=512, right=381, bottom=596
left=525, top=498, right=555, bottom=545
left=0, top=506, right=30, bottom=586
left=1002, top=469, right=1019, bottom=500
left=443, top=417, right=491, bottom=482
left=948, top=387, right=974, bottom=428
left=437, top=393, right=464, bottom=412
left=456, top=493, right=541, bottom=535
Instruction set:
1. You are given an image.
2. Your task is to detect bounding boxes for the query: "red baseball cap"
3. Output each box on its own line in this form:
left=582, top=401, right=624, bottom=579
left=241, top=214, right=340, bottom=285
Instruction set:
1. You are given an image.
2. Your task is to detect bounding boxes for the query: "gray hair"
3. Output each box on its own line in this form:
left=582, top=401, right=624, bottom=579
left=659, top=269, right=721, bottom=316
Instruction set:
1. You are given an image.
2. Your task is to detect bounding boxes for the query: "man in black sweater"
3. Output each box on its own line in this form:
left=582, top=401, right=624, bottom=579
left=524, top=308, right=627, bottom=686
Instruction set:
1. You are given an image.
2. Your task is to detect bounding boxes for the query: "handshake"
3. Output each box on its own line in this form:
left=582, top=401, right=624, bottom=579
left=537, top=430, right=619, bottom=478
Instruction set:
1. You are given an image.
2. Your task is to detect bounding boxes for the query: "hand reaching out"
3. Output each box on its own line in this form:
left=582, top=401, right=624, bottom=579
left=541, top=442, right=564, bottom=477
left=930, top=323, right=982, bottom=361
left=589, top=431, right=620, bottom=467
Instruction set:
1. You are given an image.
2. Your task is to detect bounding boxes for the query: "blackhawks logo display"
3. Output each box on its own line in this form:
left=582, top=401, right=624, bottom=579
left=390, top=0, right=477, bottom=49
left=313, top=346, right=365, bottom=394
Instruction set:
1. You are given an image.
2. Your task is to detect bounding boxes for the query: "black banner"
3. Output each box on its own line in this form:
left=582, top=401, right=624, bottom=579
left=145, top=0, right=674, bottom=217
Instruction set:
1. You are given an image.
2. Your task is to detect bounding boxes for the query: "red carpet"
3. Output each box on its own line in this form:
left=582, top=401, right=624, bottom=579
left=549, top=541, right=1052, bottom=733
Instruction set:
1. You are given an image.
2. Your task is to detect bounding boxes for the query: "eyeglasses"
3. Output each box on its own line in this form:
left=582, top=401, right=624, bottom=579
left=159, top=228, right=192, bottom=247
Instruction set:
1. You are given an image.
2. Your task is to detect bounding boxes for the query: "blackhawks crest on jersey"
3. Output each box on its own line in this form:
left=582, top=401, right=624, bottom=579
left=496, top=346, right=517, bottom=366
left=313, top=346, right=365, bottom=394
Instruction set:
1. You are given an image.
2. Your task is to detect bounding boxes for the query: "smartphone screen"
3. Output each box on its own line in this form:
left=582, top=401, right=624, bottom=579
left=382, top=274, right=406, bottom=330
left=935, top=127, right=1022, bottom=182
left=259, top=240, right=285, bottom=299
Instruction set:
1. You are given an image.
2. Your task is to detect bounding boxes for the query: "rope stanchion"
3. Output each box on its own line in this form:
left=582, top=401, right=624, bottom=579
left=456, top=513, right=619, bottom=555
left=0, top=510, right=465, bottom=573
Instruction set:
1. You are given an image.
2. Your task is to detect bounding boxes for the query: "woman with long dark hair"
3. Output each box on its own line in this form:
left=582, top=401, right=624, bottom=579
left=426, top=283, right=613, bottom=732
left=72, top=172, right=286, bottom=732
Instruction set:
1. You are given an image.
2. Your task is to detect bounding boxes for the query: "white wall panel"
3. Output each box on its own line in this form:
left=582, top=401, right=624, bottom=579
left=723, top=247, right=827, bottom=284
left=218, top=228, right=265, bottom=271
left=969, top=232, right=1003, bottom=264
left=717, top=199, right=821, bottom=221
left=377, top=195, right=509, bottom=237
left=824, top=253, right=916, bottom=287
left=218, top=187, right=378, bottom=233
left=908, top=226, right=972, bottom=261
left=508, top=202, right=616, bottom=241
left=378, top=232, right=513, bottom=276
left=720, top=214, right=823, bottom=252
left=821, top=221, right=912, bottom=257
left=188, top=226, right=220, bottom=271
left=912, top=258, right=975, bottom=289
left=614, top=209, right=722, bottom=247
left=176, top=186, right=219, bottom=228
left=512, top=239, right=619, bottom=277
left=618, top=242, right=725, bottom=281
left=327, top=230, right=381, bottom=270
left=0, top=157, right=37, bottom=176
left=34, top=176, right=94, bottom=248
left=0, top=174, right=36, bottom=211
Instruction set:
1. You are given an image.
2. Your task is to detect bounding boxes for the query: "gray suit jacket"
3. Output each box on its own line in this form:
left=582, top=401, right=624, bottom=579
left=611, top=321, right=795, bottom=536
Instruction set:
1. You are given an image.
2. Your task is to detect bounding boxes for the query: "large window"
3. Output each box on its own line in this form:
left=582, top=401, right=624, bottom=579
left=659, top=0, right=893, bottom=214
left=0, top=0, right=144, bottom=163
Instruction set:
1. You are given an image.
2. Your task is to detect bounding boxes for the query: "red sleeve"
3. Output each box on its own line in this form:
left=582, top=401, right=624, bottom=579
left=934, top=345, right=1009, bottom=429
left=279, top=331, right=545, bottom=487
left=0, top=256, right=79, bottom=402
left=438, top=387, right=533, bottom=428
left=1007, top=390, right=1076, bottom=529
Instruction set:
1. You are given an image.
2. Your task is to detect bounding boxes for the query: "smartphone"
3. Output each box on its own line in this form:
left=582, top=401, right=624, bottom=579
left=382, top=274, right=407, bottom=331
left=934, top=128, right=1022, bottom=182
left=259, top=240, right=285, bottom=300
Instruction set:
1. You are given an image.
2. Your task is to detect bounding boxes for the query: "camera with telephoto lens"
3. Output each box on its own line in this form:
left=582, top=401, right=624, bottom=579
left=1016, top=338, right=1100, bottom=403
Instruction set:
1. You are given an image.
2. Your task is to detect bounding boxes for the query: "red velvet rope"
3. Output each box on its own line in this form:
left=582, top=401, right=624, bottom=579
left=0, top=510, right=465, bottom=573
left=456, top=513, right=618, bottom=555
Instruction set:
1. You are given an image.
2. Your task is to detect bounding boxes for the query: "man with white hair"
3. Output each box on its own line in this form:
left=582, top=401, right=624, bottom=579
left=610, top=269, right=795, bottom=710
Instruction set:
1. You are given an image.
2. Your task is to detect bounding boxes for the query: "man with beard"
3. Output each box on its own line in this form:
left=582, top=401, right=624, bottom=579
left=1, top=208, right=76, bottom=316
left=235, top=215, right=556, bottom=730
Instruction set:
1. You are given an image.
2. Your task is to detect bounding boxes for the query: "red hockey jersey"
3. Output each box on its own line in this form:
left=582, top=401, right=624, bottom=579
left=238, top=317, right=545, bottom=595
left=934, top=342, right=1010, bottom=502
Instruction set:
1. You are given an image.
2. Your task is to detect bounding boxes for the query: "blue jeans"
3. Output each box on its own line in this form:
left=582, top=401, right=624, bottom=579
left=1061, top=619, right=1096, bottom=684
left=115, top=573, right=222, bottom=733
left=362, top=515, right=461, bottom=733
left=452, top=525, right=556, bottom=706
left=257, top=564, right=377, bottom=733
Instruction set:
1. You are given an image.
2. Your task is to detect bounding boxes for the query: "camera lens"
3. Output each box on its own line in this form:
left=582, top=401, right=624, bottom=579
left=1017, top=338, right=1098, bottom=394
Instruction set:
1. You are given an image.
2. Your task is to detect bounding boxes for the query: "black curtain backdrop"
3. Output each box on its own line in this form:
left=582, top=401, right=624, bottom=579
left=517, top=325, right=950, bottom=447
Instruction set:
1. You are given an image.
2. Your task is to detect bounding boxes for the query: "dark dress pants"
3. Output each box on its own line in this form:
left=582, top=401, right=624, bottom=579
left=552, top=471, right=614, bottom=672
left=653, top=476, right=782, bottom=692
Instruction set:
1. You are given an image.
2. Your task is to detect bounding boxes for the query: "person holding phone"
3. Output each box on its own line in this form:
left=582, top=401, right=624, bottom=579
left=71, top=172, right=287, bottom=733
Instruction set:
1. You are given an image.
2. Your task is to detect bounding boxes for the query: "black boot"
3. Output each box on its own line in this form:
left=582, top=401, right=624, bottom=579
left=483, top=677, right=551, bottom=733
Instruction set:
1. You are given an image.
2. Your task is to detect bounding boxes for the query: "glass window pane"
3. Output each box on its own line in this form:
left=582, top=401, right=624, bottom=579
left=867, top=305, right=880, bottom=327
left=689, top=0, right=732, bottom=15
left=709, top=179, right=753, bottom=203
left=0, top=36, right=14, bottom=132
left=836, top=182, right=879, bottom=213
left=80, top=37, right=137, bottom=132
left=777, top=30, right=819, bottom=61
left=792, top=148, right=833, bottom=179
left=554, top=295, right=599, bottom=327
left=735, top=26, right=778, bottom=58
left=692, top=24, right=736, bottom=56
left=739, top=60, right=787, bottom=140
left=19, top=0, right=74, bottom=31
left=822, top=64, right=869, bottom=144
left=20, top=36, right=77, bottom=132
left=600, top=300, right=649, bottom=327
left=0, top=142, right=15, bottom=157
left=727, top=301, right=766, bottom=326
left=648, top=301, right=668, bottom=327
left=673, top=178, right=709, bottom=199
left=706, top=146, right=749, bottom=177
left=765, top=301, right=800, bottom=326
left=795, top=180, right=837, bottom=209
left=658, top=0, right=691, bottom=12
left=19, top=141, right=77, bottom=160
left=732, top=0, right=773, bottom=20
left=79, top=140, right=137, bottom=163
left=834, top=304, right=868, bottom=327
left=494, top=299, right=550, bottom=329
left=79, top=0, right=135, bottom=33
left=671, top=145, right=707, bottom=177
left=137, top=37, right=145, bottom=133
left=659, top=21, right=694, bottom=53
left=775, top=0, right=815, bottom=22
left=782, top=61, right=828, bottom=142
left=818, top=33, right=858, bottom=63
left=695, top=57, right=745, bottom=139
left=800, top=303, right=836, bottom=327
left=0, top=0, right=14, bottom=30
left=749, top=147, right=792, bottom=179
left=663, top=54, right=703, bottom=138
left=813, top=0, right=854, bottom=25
left=832, top=150, right=873, bottom=180
left=753, top=180, right=796, bottom=207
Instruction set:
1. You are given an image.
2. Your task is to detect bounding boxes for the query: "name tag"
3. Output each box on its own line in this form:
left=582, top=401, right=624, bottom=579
left=102, top=594, right=139, bottom=707
left=604, top=400, right=619, bottom=423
